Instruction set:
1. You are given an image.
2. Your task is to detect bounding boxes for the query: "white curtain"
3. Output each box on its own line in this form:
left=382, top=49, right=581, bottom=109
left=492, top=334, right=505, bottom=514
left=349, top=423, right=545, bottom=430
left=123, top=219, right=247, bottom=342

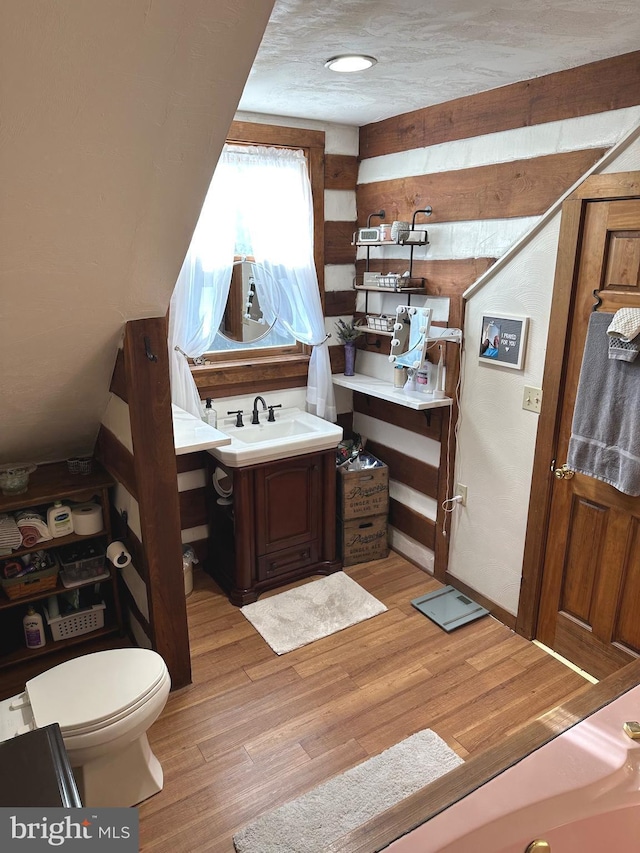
left=168, top=144, right=336, bottom=422
left=168, top=158, right=237, bottom=415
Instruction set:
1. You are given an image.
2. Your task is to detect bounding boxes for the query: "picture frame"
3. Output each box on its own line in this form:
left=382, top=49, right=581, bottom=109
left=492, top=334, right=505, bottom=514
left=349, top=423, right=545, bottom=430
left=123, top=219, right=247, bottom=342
left=478, top=313, right=529, bottom=370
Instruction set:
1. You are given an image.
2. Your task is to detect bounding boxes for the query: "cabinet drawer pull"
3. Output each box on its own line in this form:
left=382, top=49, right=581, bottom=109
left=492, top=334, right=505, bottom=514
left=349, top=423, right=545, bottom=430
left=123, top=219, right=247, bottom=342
left=271, top=549, right=309, bottom=571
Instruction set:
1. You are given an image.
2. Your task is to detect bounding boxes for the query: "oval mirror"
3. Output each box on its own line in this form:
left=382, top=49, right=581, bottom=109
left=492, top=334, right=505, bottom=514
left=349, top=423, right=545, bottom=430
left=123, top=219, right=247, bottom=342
left=209, top=260, right=297, bottom=352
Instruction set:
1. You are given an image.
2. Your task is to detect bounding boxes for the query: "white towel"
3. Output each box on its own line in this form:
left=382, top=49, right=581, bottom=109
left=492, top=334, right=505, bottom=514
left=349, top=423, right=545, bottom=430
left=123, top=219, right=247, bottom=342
left=15, top=510, right=53, bottom=548
left=607, top=307, right=640, bottom=342
left=607, top=307, right=640, bottom=362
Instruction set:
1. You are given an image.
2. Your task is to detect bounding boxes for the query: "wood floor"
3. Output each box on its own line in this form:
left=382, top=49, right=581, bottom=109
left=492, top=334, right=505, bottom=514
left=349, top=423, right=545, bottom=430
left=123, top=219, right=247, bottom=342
left=140, top=554, right=589, bottom=852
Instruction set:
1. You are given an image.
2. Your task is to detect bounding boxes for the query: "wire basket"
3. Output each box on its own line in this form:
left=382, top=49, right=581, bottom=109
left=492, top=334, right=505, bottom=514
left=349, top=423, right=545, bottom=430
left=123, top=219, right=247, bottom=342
left=1, top=556, right=58, bottom=601
left=377, top=274, right=402, bottom=290
left=366, top=315, right=396, bottom=332
left=45, top=602, right=105, bottom=641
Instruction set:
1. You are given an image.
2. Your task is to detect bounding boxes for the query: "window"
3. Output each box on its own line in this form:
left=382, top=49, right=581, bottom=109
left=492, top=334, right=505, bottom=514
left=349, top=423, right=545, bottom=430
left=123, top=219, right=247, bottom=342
left=169, top=122, right=334, bottom=415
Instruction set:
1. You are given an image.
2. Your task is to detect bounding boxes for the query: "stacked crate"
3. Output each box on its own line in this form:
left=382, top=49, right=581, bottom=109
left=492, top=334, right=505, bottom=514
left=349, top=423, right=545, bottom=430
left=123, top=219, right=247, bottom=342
left=337, top=456, right=389, bottom=567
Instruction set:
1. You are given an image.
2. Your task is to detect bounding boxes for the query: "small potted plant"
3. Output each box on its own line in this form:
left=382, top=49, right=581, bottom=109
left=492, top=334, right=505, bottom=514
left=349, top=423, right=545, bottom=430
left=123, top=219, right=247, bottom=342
left=334, top=319, right=364, bottom=376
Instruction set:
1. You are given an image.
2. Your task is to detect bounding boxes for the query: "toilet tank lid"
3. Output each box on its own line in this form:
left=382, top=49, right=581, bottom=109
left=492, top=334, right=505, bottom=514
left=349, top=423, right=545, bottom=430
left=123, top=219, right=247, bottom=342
left=26, top=648, right=168, bottom=731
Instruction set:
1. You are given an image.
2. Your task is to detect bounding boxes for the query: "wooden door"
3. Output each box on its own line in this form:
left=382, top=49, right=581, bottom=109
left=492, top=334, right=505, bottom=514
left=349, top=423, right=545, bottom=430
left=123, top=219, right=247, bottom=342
left=537, top=196, right=640, bottom=679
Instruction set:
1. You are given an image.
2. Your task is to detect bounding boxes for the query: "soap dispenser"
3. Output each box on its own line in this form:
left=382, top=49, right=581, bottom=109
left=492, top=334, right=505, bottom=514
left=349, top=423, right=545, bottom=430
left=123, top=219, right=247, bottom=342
left=204, top=398, right=217, bottom=428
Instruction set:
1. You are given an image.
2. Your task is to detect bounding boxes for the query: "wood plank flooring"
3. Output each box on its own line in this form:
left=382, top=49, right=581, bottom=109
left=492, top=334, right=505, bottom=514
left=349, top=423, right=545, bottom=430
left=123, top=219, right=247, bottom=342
left=140, top=554, right=589, bottom=852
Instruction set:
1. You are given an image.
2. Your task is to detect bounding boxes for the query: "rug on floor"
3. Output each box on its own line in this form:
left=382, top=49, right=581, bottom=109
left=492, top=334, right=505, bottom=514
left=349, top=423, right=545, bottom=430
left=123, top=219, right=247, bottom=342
left=233, top=728, right=463, bottom=853
left=240, top=571, right=387, bottom=655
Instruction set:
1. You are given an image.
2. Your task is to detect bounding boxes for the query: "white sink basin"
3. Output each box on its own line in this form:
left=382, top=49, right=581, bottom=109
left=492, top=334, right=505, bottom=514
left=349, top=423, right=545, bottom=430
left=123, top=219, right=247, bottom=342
left=208, top=407, right=343, bottom=467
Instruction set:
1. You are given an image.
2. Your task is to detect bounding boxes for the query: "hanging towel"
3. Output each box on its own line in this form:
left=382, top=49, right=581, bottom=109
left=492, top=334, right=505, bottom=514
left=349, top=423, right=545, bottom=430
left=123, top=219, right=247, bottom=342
left=567, top=312, right=640, bottom=496
left=0, top=513, right=23, bottom=556
left=15, top=510, right=53, bottom=549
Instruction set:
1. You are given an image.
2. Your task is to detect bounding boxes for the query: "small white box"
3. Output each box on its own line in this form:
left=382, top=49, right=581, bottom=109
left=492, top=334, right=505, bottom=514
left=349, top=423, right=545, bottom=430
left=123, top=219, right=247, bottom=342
left=363, top=272, right=381, bottom=287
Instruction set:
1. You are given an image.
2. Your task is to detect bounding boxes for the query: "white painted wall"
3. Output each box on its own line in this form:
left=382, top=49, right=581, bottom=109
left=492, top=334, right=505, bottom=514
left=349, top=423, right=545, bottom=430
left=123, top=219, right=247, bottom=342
left=449, top=129, right=640, bottom=615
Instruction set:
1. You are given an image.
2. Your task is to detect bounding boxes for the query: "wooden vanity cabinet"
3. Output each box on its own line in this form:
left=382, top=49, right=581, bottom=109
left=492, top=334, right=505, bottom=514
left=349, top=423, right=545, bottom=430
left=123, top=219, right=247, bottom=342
left=207, top=449, right=341, bottom=605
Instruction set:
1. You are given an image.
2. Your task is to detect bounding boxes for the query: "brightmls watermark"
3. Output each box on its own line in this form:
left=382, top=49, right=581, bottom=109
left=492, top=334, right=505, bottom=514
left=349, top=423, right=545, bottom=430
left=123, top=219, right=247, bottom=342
left=1, top=809, right=138, bottom=850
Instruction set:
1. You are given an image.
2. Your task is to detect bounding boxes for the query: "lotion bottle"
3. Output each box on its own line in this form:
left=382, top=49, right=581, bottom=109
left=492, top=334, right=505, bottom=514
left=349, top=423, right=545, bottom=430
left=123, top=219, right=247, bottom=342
left=24, top=606, right=46, bottom=649
left=47, top=500, right=74, bottom=538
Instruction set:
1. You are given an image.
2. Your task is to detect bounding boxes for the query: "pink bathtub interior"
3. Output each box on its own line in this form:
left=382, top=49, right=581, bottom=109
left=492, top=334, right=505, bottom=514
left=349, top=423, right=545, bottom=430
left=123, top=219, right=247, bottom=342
left=387, top=683, right=640, bottom=853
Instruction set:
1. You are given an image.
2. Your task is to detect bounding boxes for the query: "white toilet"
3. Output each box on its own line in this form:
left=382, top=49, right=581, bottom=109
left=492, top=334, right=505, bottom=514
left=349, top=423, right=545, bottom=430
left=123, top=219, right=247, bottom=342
left=0, top=647, right=171, bottom=808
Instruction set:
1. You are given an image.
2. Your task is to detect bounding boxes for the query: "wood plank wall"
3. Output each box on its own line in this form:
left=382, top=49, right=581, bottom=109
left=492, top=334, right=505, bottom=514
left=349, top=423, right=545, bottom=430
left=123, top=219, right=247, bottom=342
left=96, top=318, right=192, bottom=689
left=350, top=50, right=640, bottom=590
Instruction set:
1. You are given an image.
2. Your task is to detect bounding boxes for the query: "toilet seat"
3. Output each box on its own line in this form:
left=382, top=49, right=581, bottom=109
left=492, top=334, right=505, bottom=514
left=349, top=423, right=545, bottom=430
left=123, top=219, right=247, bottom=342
left=26, top=648, right=168, bottom=737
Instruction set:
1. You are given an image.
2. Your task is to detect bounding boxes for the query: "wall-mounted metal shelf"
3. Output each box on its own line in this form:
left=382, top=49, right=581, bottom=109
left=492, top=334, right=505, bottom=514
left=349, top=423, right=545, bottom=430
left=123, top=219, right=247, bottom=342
left=354, top=280, right=427, bottom=294
left=354, top=208, right=432, bottom=315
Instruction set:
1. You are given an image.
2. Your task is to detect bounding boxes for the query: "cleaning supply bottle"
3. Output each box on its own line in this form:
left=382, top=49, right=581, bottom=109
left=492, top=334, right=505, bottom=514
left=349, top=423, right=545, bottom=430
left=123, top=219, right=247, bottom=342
left=47, top=500, right=74, bottom=538
left=204, top=398, right=217, bottom=428
left=24, top=606, right=46, bottom=649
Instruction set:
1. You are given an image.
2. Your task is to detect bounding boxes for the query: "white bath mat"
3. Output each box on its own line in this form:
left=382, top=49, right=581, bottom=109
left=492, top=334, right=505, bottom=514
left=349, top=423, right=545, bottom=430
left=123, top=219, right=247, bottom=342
left=233, top=728, right=463, bottom=852
left=240, top=571, right=387, bottom=655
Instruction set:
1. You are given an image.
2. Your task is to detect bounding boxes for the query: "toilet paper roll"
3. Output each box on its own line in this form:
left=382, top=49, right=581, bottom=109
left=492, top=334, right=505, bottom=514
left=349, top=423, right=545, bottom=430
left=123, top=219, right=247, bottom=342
left=106, top=540, right=132, bottom=568
left=71, top=502, right=104, bottom=536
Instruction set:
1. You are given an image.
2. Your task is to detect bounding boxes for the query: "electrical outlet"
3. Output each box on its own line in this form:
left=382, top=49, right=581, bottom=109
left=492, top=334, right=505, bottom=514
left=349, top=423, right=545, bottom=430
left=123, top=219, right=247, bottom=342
left=454, top=483, right=467, bottom=506
left=523, top=386, right=543, bottom=414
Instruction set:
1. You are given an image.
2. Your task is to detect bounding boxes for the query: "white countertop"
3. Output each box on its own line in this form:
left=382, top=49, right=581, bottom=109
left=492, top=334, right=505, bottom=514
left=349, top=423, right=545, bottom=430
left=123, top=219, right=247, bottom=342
left=333, top=374, right=453, bottom=411
left=172, top=404, right=232, bottom=455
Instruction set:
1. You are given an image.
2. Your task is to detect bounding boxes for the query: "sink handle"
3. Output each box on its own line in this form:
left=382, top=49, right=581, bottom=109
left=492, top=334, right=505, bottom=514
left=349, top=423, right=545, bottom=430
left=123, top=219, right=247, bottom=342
left=267, top=404, right=282, bottom=423
left=227, top=409, right=244, bottom=428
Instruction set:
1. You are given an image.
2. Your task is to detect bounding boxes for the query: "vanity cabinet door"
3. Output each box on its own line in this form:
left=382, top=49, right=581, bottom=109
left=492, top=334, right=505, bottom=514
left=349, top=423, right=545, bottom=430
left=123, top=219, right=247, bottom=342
left=254, top=453, right=322, bottom=558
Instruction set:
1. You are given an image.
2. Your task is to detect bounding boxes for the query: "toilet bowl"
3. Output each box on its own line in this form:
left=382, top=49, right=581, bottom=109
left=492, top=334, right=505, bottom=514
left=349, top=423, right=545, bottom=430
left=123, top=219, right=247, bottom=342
left=0, top=648, right=171, bottom=808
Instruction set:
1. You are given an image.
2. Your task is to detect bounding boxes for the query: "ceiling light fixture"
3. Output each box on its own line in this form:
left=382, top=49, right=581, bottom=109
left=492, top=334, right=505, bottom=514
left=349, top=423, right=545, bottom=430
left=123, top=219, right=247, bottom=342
left=324, top=55, right=377, bottom=73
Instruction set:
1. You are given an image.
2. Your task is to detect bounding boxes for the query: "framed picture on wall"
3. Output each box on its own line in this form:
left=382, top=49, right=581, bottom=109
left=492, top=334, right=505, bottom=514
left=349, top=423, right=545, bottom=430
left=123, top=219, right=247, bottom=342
left=479, top=314, right=529, bottom=369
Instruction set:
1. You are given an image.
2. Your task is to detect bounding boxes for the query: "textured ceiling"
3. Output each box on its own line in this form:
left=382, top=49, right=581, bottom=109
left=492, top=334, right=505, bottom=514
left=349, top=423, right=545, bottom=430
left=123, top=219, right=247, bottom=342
left=239, top=0, right=639, bottom=125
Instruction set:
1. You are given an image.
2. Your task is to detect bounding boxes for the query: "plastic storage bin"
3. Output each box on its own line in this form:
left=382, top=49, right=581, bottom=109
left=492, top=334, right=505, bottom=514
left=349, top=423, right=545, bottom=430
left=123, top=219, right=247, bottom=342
left=56, top=540, right=106, bottom=585
left=44, top=602, right=106, bottom=641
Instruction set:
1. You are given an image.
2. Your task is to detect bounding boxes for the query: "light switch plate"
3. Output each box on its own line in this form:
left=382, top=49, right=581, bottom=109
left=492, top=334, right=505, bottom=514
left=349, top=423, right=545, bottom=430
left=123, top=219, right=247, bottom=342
left=523, top=386, right=543, bottom=413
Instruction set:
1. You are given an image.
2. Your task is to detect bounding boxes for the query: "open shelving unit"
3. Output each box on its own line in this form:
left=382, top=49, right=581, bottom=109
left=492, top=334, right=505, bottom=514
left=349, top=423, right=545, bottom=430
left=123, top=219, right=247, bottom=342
left=0, top=461, right=123, bottom=670
left=352, top=208, right=432, bottom=311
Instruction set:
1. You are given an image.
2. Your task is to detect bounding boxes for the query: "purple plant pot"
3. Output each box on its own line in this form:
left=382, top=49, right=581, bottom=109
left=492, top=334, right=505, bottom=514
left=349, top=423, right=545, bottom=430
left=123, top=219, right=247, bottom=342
left=344, top=341, right=356, bottom=376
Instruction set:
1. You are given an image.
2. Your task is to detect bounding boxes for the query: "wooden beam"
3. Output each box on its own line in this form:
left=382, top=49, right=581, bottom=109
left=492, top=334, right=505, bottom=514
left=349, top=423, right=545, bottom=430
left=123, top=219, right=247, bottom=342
left=366, top=440, right=439, bottom=500
left=357, top=149, right=607, bottom=225
left=353, top=392, right=442, bottom=441
left=325, top=154, right=358, bottom=190
left=192, top=355, right=310, bottom=399
left=359, top=50, right=640, bottom=159
left=227, top=121, right=324, bottom=150
left=123, top=317, right=191, bottom=689
left=176, top=452, right=208, bottom=474
left=179, top=487, right=208, bottom=530
left=325, top=221, right=357, bottom=265
left=325, top=290, right=357, bottom=317
left=95, top=424, right=137, bottom=501
left=389, top=499, right=435, bottom=550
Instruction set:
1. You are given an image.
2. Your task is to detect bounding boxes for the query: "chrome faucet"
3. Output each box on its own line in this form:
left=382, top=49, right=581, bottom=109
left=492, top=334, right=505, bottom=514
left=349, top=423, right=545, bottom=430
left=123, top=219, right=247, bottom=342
left=251, top=396, right=267, bottom=424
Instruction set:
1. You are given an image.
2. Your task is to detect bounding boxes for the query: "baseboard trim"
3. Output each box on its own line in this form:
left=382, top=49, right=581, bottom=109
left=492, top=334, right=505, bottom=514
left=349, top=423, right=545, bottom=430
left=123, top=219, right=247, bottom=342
left=444, top=571, right=516, bottom=630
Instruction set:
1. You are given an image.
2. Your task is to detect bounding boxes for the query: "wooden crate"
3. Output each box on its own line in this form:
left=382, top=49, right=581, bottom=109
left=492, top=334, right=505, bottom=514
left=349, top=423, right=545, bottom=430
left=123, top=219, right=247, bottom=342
left=339, top=513, right=388, bottom=567
left=337, top=457, right=389, bottom=520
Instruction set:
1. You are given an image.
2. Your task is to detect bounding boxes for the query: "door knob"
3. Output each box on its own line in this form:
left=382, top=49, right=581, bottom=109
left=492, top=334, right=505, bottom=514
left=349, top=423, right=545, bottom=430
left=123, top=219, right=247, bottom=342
left=554, top=463, right=575, bottom=480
